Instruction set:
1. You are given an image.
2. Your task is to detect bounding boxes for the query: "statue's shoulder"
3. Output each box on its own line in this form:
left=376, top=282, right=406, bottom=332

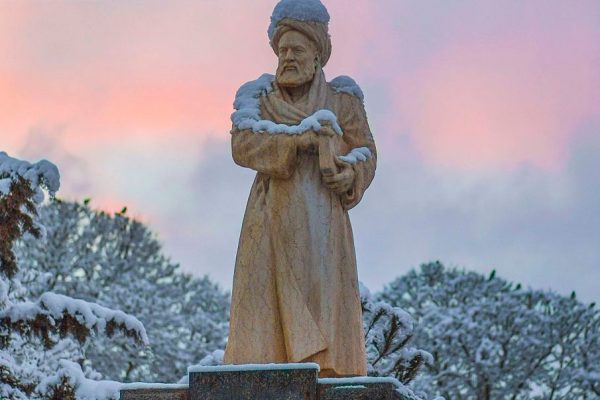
left=232, top=74, right=275, bottom=131
left=328, top=75, right=365, bottom=103
left=234, top=74, right=275, bottom=105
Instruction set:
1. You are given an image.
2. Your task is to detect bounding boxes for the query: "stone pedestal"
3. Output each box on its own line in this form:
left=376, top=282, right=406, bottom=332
left=120, top=384, right=189, bottom=400
left=189, top=363, right=318, bottom=400
left=318, top=377, right=409, bottom=400
left=119, top=364, right=414, bottom=400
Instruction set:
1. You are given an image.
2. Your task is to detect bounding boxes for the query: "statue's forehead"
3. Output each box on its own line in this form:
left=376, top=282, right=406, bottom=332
left=278, top=30, right=315, bottom=49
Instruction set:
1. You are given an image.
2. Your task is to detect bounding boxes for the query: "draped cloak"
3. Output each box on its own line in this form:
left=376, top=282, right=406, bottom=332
left=224, top=69, right=376, bottom=377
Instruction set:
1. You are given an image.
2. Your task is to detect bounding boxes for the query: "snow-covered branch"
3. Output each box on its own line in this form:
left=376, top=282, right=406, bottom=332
left=1, top=292, right=148, bottom=348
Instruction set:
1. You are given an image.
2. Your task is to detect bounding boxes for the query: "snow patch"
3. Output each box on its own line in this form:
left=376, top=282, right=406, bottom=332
left=1, top=292, right=149, bottom=345
left=268, top=0, right=330, bottom=40
left=189, top=362, right=320, bottom=373
left=121, top=383, right=188, bottom=390
left=330, top=76, right=365, bottom=102
left=178, top=349, right=225, bottom=384
left=231, top=75, right=343, bottom=136
left=319, top=376, right=402, bottom=386
left=37, top=360, right=122, bottom=400
left=0, top=178, right=11, bottom=196
left=0, top=151, right=60, bottom=202
left=338, top=147, right=372, bottom=164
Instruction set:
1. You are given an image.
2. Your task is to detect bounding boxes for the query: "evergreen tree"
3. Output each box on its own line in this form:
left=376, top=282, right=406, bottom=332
left=1, top=152, right=147, bottom=399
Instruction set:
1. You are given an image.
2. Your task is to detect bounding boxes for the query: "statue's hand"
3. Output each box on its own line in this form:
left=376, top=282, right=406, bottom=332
left=318, top=123, right=338, bottom=137
left=322, top=158, right=355, bottom=194
left=296, top=130, right=319, bottom=151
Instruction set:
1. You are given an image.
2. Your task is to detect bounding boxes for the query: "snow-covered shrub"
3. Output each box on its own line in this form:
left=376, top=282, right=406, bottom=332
left=361, top=283, right=432, bottom=384
left=380, top=261, right=600, bottom=400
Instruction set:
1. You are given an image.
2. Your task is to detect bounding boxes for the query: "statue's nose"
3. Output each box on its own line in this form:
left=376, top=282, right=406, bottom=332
left=284, top=49, right=295, bottom=60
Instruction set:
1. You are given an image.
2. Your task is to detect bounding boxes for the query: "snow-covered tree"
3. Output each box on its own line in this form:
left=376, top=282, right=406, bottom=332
left=360, top=283, right=432, bottom=385
left=380, top=262, right=600, bottom=400
left=15, top=199, right=229, bottom=383
left=1, top=152, right=147, bottom=400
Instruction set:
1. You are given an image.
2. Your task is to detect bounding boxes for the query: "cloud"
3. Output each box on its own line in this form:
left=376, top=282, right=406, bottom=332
left=18, top=126, right=93, bottom=196
left=2, top=0, right=598, bottom=302
left=389, top=0, right=600, bottom=170
left=350, top=122, right=600, bottom=302
left=158, top=139, right=255, bottom=284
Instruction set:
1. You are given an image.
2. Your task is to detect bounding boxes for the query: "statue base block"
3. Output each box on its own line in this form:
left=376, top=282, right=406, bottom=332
left=318, top=377, right=407, bottom=399
left=120, top=385, right=189, bottom=400
left=189, top=363, right=318, bottom=400
left=120, top=364, right=413, bottom=400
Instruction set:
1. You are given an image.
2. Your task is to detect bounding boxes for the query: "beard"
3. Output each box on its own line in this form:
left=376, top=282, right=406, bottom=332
left=276, top=61, right=316, bottom=88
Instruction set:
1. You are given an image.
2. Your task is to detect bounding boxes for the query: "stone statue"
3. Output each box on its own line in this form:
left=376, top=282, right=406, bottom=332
left=224, top=0, right=376, bottom=378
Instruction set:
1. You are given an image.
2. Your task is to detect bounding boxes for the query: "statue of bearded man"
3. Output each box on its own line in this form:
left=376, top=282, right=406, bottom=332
left=224, top=0, right=376, bottom=378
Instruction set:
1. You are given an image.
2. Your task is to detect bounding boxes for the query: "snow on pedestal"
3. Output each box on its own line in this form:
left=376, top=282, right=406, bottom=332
left=121, top=363, right=419, bottom=400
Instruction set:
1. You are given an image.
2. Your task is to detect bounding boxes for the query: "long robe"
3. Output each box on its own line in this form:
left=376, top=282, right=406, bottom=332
left=224, top=69, right=376, bottom=377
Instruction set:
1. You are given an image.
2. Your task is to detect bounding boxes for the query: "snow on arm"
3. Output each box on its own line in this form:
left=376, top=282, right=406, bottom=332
left=231, top=75, right=343, bottom=136
left=330, top=76, right=371, bottom=164
left=338, top=147, right=372, bottom=164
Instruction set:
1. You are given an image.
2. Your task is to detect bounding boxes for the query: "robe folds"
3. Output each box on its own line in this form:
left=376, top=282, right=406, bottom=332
left=224, top=69, right=376, bottom=377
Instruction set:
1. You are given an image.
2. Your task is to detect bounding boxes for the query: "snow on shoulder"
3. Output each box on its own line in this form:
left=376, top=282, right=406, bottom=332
left=330, top=76, right=365, bottom=103
left=231, top=74, right=342, bottom=136
left=268, top=0, right=330, bottom=40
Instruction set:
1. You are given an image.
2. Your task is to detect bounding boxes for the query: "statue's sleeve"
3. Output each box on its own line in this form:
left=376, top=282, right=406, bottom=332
left=338, top=94, right=377, bottom=210
left=231, top=127, right=298, bottom=179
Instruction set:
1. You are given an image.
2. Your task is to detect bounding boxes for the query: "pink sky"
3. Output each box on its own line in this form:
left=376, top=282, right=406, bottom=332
left=2, top=1, right=598, bottom=167
left=1, top=0, right=599, bottom=299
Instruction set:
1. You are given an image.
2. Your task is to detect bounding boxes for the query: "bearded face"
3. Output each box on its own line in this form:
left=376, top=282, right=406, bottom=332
left=276, top=30, right=319, bottom=88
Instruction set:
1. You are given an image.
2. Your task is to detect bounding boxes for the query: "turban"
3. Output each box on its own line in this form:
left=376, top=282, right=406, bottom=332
left=270, top=18, right=332, bottom=67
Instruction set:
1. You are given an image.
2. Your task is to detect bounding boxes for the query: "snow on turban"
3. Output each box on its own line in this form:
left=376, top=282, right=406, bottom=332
left=268, top=0, right=332, bottom=67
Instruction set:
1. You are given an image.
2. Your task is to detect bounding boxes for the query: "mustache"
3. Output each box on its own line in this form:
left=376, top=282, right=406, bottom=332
left=280, top=62, right=299, bottom=71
